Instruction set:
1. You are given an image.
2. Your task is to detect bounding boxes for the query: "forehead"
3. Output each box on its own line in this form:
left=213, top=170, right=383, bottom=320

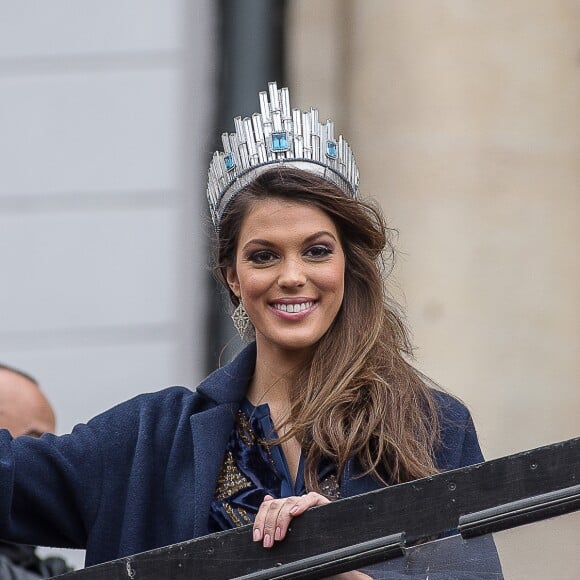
left=239, top=198, right=339, bottom=239
left=0, top=368, right=35, bottom=390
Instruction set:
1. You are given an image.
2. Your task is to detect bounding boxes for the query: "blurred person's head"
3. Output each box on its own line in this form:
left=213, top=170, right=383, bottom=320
left=0, top=364, right=55, bottom=437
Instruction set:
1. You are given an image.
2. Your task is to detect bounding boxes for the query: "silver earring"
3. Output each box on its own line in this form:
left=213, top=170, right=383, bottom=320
left=231, top=300, right=250, bottom=339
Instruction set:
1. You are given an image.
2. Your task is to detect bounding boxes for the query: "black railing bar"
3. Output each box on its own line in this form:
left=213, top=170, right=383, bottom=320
left=233, top=533, right=405, bottom=580
left=55, top=437, right=580, bottom=580
left=459, top=483, right=580, bottom=538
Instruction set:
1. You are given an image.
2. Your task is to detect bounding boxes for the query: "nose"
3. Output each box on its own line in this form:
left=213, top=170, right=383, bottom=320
left=277, top=257, right=306, bottom=289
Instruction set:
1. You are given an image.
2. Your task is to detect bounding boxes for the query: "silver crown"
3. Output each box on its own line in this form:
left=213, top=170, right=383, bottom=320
left=207, top=81, right=360, bottom=231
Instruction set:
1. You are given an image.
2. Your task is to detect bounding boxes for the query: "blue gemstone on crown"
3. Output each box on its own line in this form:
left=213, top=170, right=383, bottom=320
left=224, top=153, right=235, bottom=172
left=326, top=140, right=338, bottom=159
left=271, top=132, right=289, bottom=152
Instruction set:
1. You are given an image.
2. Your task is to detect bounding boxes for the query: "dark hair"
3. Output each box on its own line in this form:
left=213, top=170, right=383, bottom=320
left=214, top=166, right=440, bottom=490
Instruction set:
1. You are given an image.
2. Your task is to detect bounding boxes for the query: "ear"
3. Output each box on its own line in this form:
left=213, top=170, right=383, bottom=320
left=225, top=267, right=241, bottom=298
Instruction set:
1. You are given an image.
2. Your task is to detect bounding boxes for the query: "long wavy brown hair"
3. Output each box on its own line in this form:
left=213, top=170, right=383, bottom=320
left=214, top=167, right=440, bottom=491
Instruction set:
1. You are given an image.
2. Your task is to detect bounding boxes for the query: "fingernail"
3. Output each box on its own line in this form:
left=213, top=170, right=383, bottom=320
left=275, top=526, right=282, bottom=541
left=289, top=505, right=299, bottom=514
left=264, top=534, right=272, bottom=548
left=253, top=528, right=261, bottom=542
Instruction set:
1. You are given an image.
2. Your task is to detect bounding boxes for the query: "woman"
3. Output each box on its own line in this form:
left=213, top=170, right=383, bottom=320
left=207, top=83, right=483, bottom=550
left=0, top=83, right=483, bottom=573
left=210, top=168, right=482, bottom=542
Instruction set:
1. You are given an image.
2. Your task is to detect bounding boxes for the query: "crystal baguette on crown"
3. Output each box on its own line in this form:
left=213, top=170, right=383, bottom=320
left=207, top=81, right=360, bottom=231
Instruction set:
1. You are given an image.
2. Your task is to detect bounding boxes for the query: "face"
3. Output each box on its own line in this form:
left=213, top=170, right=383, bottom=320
left=0, top=370, right=55, bottom=437
left=227, top=198, right=345, bottom=358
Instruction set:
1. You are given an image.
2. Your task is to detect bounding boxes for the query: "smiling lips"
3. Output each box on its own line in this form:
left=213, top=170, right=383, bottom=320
left=271, top=300, right=315, bottom=315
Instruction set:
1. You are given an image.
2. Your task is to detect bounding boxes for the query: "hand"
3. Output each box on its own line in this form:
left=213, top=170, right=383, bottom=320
left=252, top=492, right=330, bottom=548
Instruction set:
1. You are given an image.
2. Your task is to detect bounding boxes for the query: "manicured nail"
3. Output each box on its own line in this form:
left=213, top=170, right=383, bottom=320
left=275, top=526, right=282, bottom=541
left=253, top=528, right=261, bottom=542
left=263, top=534, right=272, bottom=548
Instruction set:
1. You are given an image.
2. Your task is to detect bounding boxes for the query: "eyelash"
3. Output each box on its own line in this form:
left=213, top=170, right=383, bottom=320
left=305, top=245, right=333, bottom=259
left=247, top=245, right=333, bottom=264
left=248, top=250, right=277, bottom=265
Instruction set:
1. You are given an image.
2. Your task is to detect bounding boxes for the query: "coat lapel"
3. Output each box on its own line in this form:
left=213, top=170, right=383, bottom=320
left=190, top=403, right=238, bottom=537
left=190, top=343, right=257, bottom=537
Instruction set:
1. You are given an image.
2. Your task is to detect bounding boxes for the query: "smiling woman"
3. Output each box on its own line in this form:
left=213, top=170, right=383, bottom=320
left=211, top=162, right=453, bottom=542
left=0, top=83, right=490, bottom=577
left=203, top=140, right=496, bottom=580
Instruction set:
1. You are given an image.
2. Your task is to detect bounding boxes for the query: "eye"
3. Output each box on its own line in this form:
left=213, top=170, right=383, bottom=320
left=304, top=245, right=333, bottom=259
left=248, top=250, right=279, bottom=265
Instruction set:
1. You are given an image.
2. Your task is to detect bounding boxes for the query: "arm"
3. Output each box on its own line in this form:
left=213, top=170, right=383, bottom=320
left=0, top=422, right=104, bottom=549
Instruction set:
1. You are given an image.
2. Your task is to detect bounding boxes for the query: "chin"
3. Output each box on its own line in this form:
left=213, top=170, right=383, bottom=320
left=258, top=331, right=321, bottom=354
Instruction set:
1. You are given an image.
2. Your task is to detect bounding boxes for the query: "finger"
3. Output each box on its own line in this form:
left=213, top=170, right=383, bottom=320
left=271, top=497, right=301, bottom=542
left=253, top=493, right=332, bottom=548
left=253, top=495, right=280, bottom=545
left=287, top=491, right=331, bottom=517
left=260, top=498, right=286, bottom=548
left=272, top=493, right=331, bottom=544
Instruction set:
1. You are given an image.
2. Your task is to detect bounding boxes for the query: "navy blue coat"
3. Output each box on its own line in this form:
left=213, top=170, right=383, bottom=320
left=0, top=344, right=483, bottom=567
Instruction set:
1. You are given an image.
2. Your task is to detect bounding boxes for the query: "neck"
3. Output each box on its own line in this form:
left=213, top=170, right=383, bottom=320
left=247, top=341, right=311, bottom=410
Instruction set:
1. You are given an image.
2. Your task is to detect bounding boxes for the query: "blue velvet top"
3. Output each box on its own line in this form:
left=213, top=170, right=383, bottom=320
left=208, top=399, right=339, bottom=532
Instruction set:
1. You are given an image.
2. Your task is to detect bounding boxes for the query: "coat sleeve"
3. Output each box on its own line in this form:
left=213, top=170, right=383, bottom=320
left=0, top=386, right=200, bottom=562
left=0, top=420, right=104, bottom=549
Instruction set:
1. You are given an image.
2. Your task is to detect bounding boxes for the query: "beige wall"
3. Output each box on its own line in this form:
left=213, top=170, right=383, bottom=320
left=288, top=1, right=579, bottom=576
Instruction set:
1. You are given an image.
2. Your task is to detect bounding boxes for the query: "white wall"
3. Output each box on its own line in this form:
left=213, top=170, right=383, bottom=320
left=0, top=0, right=216, bottom=569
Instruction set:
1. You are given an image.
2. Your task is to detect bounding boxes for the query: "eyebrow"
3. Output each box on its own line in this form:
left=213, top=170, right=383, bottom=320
left=242, top=230, right=338, bottom=251
left=24, top=429, right=44, bottom=438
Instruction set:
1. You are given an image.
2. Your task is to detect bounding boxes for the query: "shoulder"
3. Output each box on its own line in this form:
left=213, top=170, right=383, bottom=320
left=430, top=389, right=485, bottom=471
left=48, top=347, right=256, bottom=457
left=68, top=386, right=205, bottom=452
left=194, top=343, right=256, bottom=404
left=89, top=386, right=200, bottom=422
left=81, top=346, right=255, bottom=440
left=431, top=389, right=471, bottom=424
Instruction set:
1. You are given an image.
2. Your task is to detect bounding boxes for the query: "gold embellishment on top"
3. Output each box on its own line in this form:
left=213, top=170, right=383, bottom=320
left=319, top=474, right=341, bottom=500
left=223, top=502, right=253, bottom=528
left=236, top=409, right=256, bottom=446
left=215, top=450, right=253, bottom=501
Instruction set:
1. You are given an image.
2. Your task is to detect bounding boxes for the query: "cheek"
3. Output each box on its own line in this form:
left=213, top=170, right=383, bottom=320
left=238, top=269, right=271, bottom=299
left=329, top=258, right=346, bottom=287
left=316, top=263, right=345, bottom=297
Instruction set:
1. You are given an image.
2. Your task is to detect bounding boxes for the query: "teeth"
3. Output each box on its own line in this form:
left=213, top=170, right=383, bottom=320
left=274, top=301, right=313, bottom=313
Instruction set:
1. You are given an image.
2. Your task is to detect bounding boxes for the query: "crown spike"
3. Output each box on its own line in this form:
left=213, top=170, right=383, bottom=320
left=310, top=108, right=318, bottom=133
left=280, top=87, right=291, bottom=120
left=272, top=109, right=283, bottom=133
left=259, top=91, right=271, bottom=123
left=292, top=109, right=302, bottom=136
left=268, top=82, right=280, bottom=112
left=234, top=116, right=245, bottom=143
left=221, top=133, right=232, bottom=154
left=302, top=111, right=312, bottom=157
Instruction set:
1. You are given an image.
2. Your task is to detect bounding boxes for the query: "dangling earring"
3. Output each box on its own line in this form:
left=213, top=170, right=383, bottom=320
left=231, top=300, right=250, bottom=339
